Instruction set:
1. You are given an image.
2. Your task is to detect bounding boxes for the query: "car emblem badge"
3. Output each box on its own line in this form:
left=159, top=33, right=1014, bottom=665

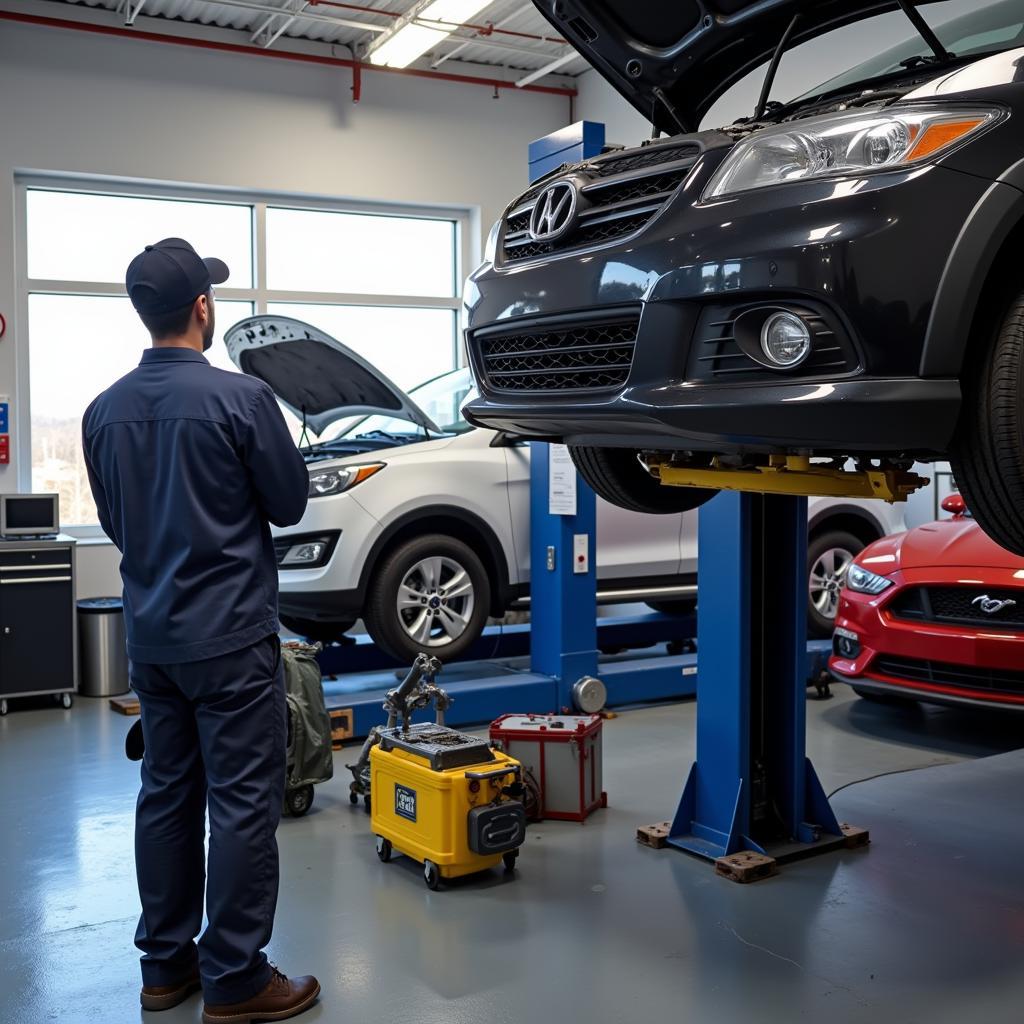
left=972, top=594, right=1017, bottom=615
left=528, top=180, right=578, bottom=242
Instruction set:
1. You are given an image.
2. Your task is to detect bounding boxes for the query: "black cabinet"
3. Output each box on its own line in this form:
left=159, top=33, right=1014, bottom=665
left=0, top=539, right=77, bottom=709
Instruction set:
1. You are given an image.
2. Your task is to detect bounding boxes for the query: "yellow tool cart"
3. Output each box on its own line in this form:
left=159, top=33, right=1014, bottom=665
left=371, top=724, right=526, bottom=889
left=347, top=654, right=527, bottom=890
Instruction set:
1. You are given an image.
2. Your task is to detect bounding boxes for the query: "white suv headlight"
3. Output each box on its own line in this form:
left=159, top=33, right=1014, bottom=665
left=705, top=105, right=1000, bottom=199
left=308, top=462, right=385, bottom=498
left=846, top=563, right=893, bottom=596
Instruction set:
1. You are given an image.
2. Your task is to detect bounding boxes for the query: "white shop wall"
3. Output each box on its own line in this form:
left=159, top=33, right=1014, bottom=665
left=0, top=4, right=571, bottom=598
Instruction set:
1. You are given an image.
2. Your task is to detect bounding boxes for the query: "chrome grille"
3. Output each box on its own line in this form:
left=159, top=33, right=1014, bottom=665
left=474, top=310, right=640, bottom=393
left=501, top=143, right=701, bottom=265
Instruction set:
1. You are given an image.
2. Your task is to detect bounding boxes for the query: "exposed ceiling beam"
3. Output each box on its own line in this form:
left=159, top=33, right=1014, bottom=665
left=515, top=50, right=576, bottom=86
left=124, top=0, right=149, bottom=26
left=431, top=0, right=531, bottom=69
left=250, top=0, right=310, bottom=48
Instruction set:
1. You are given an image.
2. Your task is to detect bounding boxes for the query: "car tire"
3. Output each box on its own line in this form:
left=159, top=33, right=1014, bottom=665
left=279, top=616, right=356, bottom=644
left=806, top=530, right=862, bottom=638
left=568, top=446, right=718, bottom=515
left=364, top=534, right=492, bottom=663
left=950, top=290, right=1024, bottom=556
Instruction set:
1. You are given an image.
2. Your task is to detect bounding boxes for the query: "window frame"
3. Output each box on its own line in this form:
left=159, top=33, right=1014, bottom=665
left=14, top=174, right=476, bottom=537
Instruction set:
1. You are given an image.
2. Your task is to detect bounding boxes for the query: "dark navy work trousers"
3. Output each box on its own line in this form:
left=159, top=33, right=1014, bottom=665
left=130, top=634, right=286, bottom=1005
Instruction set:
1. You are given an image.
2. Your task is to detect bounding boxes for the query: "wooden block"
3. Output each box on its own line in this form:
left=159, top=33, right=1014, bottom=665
left=329, top=707, right=353, bottom=749
left=840, top=823, right=870, bottom=849
left=715, top=851, right=778, bottom=884
left=109, top=693, right=140, bottom=716
left=636, top=821, right=672, bottom=849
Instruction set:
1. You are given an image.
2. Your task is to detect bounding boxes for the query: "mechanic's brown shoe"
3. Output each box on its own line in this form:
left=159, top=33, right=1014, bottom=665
left=202, top=967, right=320, bottom=1023
left=140, top=966, right=202, bottom=1011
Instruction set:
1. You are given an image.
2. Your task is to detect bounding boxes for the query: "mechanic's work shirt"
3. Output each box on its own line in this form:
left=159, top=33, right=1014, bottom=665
left=82, top=347, right=308, bottom=664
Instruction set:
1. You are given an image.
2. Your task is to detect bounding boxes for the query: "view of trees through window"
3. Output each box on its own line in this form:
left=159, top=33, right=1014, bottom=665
left=24, top=188, right=463, bottom=528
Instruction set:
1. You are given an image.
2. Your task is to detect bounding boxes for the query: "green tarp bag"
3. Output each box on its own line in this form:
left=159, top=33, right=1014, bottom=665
left=282, top=643, right=334, bottom=790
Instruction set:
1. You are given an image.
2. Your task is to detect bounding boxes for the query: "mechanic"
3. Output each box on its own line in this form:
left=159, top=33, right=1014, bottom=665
left=82, top=238, right=320, bottom=1022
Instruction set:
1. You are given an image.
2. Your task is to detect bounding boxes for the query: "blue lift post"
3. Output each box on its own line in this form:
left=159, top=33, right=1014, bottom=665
left=665, top=491, right=867, bottom=873
left=524, top=121, right=700, bottom=712
left=526, top=121, right=604, bottom=711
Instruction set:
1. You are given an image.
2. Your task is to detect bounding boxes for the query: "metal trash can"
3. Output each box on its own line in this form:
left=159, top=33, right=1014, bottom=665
left=77, top=598, right=130, bottom=697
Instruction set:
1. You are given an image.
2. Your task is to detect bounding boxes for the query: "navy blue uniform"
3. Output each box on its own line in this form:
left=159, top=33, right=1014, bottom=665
left=82, top=346, right=308, bottom=1004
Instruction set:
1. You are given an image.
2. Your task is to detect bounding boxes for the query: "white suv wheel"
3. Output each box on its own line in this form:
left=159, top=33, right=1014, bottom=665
left=397, top=555, right=476, bottom=647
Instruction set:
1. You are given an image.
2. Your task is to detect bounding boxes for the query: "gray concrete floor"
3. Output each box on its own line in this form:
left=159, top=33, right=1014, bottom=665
left=2, top=681, right=1023, bottom=1024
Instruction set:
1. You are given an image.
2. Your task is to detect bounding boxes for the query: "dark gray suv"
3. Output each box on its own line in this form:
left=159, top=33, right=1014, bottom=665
left=463, top=1, right=1024, bottom=556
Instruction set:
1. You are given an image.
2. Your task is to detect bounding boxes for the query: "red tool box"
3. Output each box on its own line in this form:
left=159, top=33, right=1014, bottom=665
left=490, top=714, right=607, bottom=822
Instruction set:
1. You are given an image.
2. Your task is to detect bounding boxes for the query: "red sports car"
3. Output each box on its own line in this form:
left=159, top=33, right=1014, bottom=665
left=830, top=495, right=1024, bottom=712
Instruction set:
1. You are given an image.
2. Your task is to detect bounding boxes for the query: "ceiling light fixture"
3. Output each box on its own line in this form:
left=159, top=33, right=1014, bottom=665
left=367, top=0, right=493, bottom=69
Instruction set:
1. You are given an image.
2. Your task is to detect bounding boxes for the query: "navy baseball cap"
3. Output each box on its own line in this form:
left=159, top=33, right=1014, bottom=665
left=126, top=237, right=229, bottom=315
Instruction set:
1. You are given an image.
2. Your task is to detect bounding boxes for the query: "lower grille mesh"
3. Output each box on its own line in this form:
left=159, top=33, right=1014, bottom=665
left=873, top=655, right=1024, bottom=696
left=476, top=313, right=640, bottom=393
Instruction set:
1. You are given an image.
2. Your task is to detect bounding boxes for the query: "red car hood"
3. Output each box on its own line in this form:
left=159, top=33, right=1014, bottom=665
left=864, top=518, right=1024, bottom=572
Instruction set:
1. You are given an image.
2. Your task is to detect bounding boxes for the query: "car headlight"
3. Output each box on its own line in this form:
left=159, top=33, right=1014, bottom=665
left=846, top=563, right=893, bottom=595
left=705, top=105, right=1000, bottom=199
left=484, top=218, right=502, bottom=264
left=308, top=463, right=385, bottom=498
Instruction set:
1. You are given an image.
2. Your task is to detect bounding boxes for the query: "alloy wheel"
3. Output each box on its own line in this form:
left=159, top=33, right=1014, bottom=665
left=808, top=546, right=855, bottom=621
left=396, top=555, right=476, bottom=648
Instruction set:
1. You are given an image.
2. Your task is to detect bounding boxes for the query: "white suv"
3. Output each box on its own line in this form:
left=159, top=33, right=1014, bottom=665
left=226, top=316, right=905, bottom=661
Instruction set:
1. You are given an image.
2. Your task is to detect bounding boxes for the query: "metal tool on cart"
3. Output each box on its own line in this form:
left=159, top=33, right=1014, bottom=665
left=346, top=653, right=450, bottom=812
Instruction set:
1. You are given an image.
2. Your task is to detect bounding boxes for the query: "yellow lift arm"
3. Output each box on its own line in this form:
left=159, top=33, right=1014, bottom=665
left=647, top=455, right=929, bottom=503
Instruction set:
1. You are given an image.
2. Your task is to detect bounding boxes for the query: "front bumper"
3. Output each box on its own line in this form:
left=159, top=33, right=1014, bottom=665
left=465, top=376, right=959, bottom=454
left=464, top=162, right=989, bottom=456
left=272, top=489, right=382, bottom=621
left=829, top=572, right=1024, bottom=710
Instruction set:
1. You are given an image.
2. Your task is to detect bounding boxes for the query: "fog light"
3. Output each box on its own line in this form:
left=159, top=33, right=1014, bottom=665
left=761, top=311, right=811, bottom=367
left=281, top=541, right=327, bottom=566
left=833, top=626, right=861, bottom=660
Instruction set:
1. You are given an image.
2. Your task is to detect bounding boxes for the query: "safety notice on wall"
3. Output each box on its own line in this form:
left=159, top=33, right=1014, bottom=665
left=548, top=444, right=577, bottom=516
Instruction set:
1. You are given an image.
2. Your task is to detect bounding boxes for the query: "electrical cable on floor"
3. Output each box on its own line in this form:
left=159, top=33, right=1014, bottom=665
left=826, top=762, right=948, bottom=800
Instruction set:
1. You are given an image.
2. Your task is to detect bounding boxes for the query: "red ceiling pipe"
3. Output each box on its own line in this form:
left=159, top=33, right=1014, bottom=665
left=0, top=10, right=577, bottom=98
left=310, top=0, right=568, bottom=45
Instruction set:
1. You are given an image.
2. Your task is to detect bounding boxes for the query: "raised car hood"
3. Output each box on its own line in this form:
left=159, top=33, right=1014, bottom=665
left=894, top=519, right=1024, bottom=571
left=223, top=315, right=440, bottom=437
left=534, top=0, right=938, bottom=133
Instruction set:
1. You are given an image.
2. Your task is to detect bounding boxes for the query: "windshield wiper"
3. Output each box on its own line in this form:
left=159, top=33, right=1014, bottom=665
left=354, top=430, right=415, bottom=442
left=894, top=0, right=954, bottom=63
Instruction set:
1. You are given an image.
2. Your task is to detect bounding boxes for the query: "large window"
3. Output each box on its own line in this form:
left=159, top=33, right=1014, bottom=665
left=20, top=184, right=467, bottom=530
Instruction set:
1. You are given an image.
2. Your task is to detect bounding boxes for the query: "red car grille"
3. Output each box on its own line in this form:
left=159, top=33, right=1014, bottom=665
left=889, top=586, right=1024, bottom=630
left=873, top=655, right=1024, bottom=697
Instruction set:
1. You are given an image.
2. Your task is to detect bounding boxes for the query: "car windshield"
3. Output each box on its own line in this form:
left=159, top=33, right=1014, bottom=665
left=797, top=0, right=1024, bottom=100
left=325, top=367, right=477, bottom=441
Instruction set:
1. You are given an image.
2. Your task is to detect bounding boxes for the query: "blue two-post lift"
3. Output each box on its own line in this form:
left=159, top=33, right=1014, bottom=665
left=480, top=122, right=861, bottom=872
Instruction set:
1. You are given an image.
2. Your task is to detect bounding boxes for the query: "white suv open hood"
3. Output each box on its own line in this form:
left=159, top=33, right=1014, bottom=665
left=224, top=315, right=441, bottom=436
